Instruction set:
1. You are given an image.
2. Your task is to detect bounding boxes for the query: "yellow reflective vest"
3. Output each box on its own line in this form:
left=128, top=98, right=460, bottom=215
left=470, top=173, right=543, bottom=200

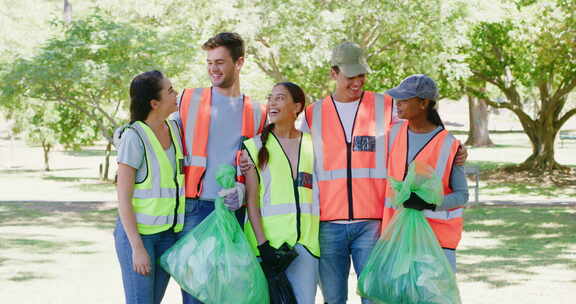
left=243, top=132, right=320, bottom=257
left=128, top=120, right=185, bottom=235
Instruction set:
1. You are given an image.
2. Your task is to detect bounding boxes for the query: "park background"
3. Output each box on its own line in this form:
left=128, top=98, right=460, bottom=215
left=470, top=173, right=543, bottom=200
left=0, top=0, right=575, bottom=303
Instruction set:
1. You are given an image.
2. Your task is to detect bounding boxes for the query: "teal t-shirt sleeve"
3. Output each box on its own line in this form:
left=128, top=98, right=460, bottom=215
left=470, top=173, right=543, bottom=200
left=437, top=165, right=469, bottom=210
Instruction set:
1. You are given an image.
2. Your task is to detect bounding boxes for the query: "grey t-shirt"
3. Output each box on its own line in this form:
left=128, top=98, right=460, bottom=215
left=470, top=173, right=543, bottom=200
left=117, top=127, right=176, bottom=183
left=403, top=125, right=469, bottom=210
left=174, top=88, right=244, bottom=200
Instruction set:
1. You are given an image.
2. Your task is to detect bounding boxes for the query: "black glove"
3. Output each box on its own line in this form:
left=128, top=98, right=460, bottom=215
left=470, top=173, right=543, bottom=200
left=258, top=241, right=277, bottom=266
left=403, top=192, right=436, bottom=211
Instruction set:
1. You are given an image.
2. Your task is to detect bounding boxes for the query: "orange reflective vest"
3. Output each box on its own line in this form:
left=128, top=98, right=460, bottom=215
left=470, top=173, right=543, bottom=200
left=383, top=120, right=463, bottom=249
left=305, top=91, right=394, bottom=221
left=179, top=87, right=266, bottom=198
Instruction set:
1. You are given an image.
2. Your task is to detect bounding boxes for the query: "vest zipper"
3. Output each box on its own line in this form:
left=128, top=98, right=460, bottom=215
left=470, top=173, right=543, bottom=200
left=195, top=171, right=205, bottom=199
left=171, top=174, right=180, bottom=231
left=293, top=180, right=302, bottom=242
left=295, top=136, right=303, bottom=242
left=330, top=94, right=363, bottom=220
left=168, top=122, right=181, bottom=232
left=346, top=142, right=354, bottom=219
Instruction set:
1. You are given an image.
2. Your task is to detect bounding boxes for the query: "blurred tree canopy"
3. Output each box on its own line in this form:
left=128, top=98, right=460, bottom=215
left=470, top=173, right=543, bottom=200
left=0, top=0, right=575, bottom=174
left=1, top=10, right=189, bottom=179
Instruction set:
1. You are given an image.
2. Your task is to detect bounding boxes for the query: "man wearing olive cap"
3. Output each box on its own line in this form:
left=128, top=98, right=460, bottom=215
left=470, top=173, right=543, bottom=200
left=299, top=42, right=466, bottom=303
left=298, top=41, right=393, bottom=304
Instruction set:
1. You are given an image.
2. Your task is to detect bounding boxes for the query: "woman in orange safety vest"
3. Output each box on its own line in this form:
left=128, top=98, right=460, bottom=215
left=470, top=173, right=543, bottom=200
left=383, top=74, right=469, bottom=271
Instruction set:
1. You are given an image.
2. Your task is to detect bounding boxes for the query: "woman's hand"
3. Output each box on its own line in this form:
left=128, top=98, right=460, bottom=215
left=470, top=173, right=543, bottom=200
left=132, top=246, right=151, bottom=276
left=454, top=144, right=468, bottom=166
left=239, top=150, right=255, bottom=175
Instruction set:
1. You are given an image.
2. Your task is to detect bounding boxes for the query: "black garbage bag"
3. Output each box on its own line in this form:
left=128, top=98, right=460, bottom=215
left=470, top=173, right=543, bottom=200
left=260, top=243, right=299, bottom=304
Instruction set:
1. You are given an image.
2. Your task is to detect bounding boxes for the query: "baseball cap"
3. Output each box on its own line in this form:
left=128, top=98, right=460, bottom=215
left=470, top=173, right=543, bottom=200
left=331, top=42, right=371, bottom=77
left=386, top=74, right=439, bottom=101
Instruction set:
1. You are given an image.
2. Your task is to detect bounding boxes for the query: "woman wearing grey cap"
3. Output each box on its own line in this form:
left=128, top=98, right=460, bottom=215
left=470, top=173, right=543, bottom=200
left=382, top=74, right=469, bottom=272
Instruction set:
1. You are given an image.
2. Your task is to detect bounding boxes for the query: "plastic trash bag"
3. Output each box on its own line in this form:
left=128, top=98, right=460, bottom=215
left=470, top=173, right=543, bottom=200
left=160, top=164, right=269, bottom=304
left=358, top=161, right=461, bottom=304
left=265, top=271, right=297, bottom=304
left=260, top=243, right=298, bottom=304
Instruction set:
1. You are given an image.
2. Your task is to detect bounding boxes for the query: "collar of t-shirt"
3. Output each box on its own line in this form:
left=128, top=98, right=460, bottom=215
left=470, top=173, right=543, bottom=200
left=333, top=98, right=360, bottom=143
left=212, top=87, right=243, bottom=104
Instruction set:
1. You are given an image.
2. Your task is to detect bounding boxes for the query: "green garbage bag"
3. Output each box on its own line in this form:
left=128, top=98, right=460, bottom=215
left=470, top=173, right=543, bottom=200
left=160, top=164, right=269, bottom=304
left=358, top=161, right=461, bottom=304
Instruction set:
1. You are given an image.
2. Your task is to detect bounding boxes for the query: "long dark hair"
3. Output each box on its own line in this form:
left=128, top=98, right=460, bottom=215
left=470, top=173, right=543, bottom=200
left=257, top=82, right=306, bottom=169
left=129, top=70, right=164, bottom=123
left=426, top=100, right=444, bottom=127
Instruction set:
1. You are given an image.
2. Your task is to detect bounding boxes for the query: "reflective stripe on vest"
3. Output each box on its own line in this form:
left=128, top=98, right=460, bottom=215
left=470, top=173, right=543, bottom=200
left=133, top=187, right=184, bottom=199
left=243, top=132, right=320, bottom=257
left=135, top=213, right=185, bottom=226
left=129, top=120, right=185, bottom=234
left=384, top=120, right=462, bottom=248
left=179, top=88, right=266, bottom=198
left=307, top=91, right=393, bottom=221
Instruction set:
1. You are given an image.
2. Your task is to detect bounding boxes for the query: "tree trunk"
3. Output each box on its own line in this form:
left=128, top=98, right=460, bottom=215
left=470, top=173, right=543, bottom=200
left=101, top=141, right=112, bottom=181
left=42, top=141, right=52, bottom=171
left=519, top=116, right=564, bottom=172
left=465, top=95, right=494, bottom=147
left=63, top=0, right=72, bottom=23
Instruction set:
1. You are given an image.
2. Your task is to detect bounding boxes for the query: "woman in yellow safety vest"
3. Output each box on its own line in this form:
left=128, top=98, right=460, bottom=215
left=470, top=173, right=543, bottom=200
left=242, top=82, right=320, bottom=304
left=114, top=70, right=185, bottom=304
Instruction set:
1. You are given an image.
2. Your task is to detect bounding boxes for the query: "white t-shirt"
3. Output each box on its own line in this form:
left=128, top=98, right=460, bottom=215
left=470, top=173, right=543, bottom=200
left=333, top=99, right=360, bottom=143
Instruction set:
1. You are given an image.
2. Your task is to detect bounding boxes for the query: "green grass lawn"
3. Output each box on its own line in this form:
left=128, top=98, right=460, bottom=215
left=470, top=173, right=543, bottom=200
left=459, top=206, right=576, bottom=287
left=465, top=160, right=576, bottom=198
left=0, top=202, right=116, bottom=229
left=0, top=202, right=115, bottom=281
left=2, top=202, right=575, bottom=287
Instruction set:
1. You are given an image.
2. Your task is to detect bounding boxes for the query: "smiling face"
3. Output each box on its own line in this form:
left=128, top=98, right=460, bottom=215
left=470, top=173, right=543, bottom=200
left=267, top=84, right=303, bottom=125
left=331, top=68, right=366, bottom=102
left=150, top=77, right=178, bottom=118
left=206, top=46, right=243, bottom=89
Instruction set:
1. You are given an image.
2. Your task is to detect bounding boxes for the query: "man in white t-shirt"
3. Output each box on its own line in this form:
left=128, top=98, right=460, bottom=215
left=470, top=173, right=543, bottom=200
left=298, top=42, right=465, bottom=304
left=298, top=41, right=391, bottom=304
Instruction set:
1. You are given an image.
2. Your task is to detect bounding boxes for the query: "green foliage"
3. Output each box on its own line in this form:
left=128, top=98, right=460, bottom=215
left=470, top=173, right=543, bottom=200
left=460, top=0, right=576, bottom=169
left=1, top=10, right=189, bottom=143
left=11, top=102, right=98, bottom=153
left=1, top=0, right=575, bottom=173
left=245, top=0, right=468, bottom=100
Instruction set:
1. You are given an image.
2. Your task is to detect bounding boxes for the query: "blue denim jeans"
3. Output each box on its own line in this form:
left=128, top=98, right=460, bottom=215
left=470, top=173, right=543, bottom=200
left=285, top=244, right=319, bottom=304
left=319, top=221, right=380, bottom=304
left=443, top=248, right=457, bottom=272
left=114, top=218, right=177, bottom=304
left=176, top=199, right=215, bottom=304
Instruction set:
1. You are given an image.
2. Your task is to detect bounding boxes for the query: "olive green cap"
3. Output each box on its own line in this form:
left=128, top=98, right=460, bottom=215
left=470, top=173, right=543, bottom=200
left=330, top=41, right=371, bottom=77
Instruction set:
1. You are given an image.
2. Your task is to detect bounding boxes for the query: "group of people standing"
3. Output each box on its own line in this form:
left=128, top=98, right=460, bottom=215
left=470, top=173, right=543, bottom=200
left=113, top=32, right=469, bottom=304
